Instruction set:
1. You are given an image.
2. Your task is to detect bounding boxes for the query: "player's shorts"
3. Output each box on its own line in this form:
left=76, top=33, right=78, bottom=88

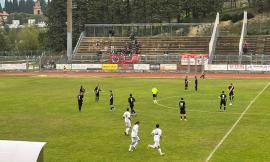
left=153, top=94, right=157, bottom=98
left=130, top=104, right=134, bottom=109
left=131, top=136, right=140, bottom=143
left=229, top=92, right=234, bottom=96
left=110, top=101, right=113, bottom=105
left=220, top=100, right=226, bottom=106
left=153, top=140, right=160, bottom=148
left=125, top=120, right=131, bottom=128
left=180, top=108, right=186, bottom=114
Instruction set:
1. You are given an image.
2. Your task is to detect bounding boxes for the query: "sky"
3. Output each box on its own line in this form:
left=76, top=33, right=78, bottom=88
left=0, top=0, right=4, bottom=7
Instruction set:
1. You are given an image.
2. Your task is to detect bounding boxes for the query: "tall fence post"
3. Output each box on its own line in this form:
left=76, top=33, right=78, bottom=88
left=208, top=12, right=220, bottom=64
left=239, top=11, right=248, bottom=63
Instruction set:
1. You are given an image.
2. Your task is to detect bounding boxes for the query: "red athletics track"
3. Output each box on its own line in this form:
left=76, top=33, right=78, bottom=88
left=1, top=72, right=270, bottom=78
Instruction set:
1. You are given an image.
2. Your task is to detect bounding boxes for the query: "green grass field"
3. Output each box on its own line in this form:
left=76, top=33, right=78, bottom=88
left=0, top=76, right=270, bottom=162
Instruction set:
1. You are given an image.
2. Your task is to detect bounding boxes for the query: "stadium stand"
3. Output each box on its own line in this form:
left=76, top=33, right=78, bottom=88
left=264, top=37, right=270, bottom=55
left=74, top=37, right=210, bottom=62
left=215, top=37, right=240, bottom=55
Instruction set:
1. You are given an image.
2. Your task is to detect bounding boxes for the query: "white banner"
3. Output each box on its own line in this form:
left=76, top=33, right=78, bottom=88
left=134, top=64, right=150, bottom=70
left=181, top=57, right=208, bottom=65
left=56, top=64, right=72, bottom=70
left=204, top=64, right=227, bottom=71
left=160, top=64, right=177, bottom=71
left=246, top=65, right=270, bottom=71
left=72, top=64, right=102, bottom=70
left=0, top=64, right=27, bottom=70
left=227, top=64, right=246, bottom=71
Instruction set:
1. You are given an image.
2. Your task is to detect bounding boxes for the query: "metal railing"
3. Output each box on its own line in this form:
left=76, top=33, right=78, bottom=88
left=1, top=53, right=270, bottom=72
left=84, top=23, right=214, bottom=37
left=239, top=11, right=248, bottom=59
left=73, top=31, right=85, bottom=56
left=209, top=13, right=220, bottom=63
left=212, top=54, right=270, bottom=65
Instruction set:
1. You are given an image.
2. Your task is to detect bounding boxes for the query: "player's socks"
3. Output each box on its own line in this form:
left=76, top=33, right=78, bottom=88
left=148, top=144, right=154, bottom=148
left=129, top=145, right=133, bottom=151
left=134, top=143, right=137, bottom=148
left=158, top=149, right=164, bottom=155
left=125, top=128, right=129, bottom=135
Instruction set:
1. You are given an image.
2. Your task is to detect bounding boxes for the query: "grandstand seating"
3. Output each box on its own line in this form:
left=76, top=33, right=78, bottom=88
left=264, top=37, right=270, bottom=55
left=73, top=35, right=270, bottom=64
left=245, top=36, right=257, bottom=54
left=215, top=37, right=240, bottom=55
left=75, top=37, right=210, bottom=57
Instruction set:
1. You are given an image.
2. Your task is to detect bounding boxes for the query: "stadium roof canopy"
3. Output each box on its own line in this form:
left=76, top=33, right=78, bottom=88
left=0, top=140, right=46, bottom=162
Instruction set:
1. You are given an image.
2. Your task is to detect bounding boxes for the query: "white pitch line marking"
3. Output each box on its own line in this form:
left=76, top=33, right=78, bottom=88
left=156, top=102, right=239, bottom=115
left=205, top=82, right=270, bottom=162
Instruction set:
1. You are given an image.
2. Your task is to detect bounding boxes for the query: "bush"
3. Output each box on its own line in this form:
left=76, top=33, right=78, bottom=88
left=221, top=12, right=254, bottom=23
left=221, top=13, right=232, bottom=21
left=247, top=13, right=255, bottom=19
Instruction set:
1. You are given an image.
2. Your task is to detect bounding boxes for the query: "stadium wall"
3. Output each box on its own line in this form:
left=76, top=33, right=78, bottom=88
left=53, top=63, right=270, bottom=73
left=1, top=63, right=270, bottom=73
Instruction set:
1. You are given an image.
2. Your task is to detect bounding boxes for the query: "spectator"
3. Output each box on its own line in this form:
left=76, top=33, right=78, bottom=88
left=97, top=51, right=102, bottom=62
left=243, top=42, right=248, bottom=54
left=129, top=32, right=136, bottom=41
left=109, top=30, right=115, bottom=37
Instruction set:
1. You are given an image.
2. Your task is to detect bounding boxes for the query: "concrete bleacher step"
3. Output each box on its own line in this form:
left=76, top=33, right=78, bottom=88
left=75, top=36, right=211, bottom=57
left=215, top=37, right=240, bottom=55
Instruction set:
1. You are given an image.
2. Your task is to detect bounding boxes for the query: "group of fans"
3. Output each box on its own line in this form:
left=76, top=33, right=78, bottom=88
left=76, top=75, right=235, bottom=156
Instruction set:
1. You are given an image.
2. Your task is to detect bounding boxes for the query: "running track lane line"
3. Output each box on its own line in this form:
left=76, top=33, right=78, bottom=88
left=205, top=82, right=270, bottom=162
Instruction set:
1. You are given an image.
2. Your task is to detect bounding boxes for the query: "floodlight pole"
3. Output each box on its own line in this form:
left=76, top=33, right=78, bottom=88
left=67, top=0, right=72, bottom=62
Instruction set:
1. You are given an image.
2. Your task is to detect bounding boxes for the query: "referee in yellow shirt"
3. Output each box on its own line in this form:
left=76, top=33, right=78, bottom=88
left=152, top=88, right=158, bottom=103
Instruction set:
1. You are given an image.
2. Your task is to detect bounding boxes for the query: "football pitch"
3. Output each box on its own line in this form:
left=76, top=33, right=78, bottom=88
left=0, top=76, right=270, bottom=162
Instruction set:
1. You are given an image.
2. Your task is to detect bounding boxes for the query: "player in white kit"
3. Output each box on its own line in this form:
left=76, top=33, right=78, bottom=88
left=123, top=108, right=131, bottom=135
left=148, top=124, right=165, bottom=155
left=129, top=121, right=140, bottom=152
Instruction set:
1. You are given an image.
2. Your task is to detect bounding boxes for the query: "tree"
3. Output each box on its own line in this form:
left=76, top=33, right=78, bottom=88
left=13, top=0, right=19, bottom=12
left=4, top=0, right=13, bottom=13
left=25, top=0, right=35, bottom=14
left=256, top=0, right=265, bottom=12
left=0, top=31, right=11, bottom=51
left=19, top=0, right=27, bottom=13
left=0, top=3, right=3, bottom=12
left=17, top=27, right=41, bottom=51
left=40, top=0, right=47, bottom=14
left=46, top=0, right=66, bottom=51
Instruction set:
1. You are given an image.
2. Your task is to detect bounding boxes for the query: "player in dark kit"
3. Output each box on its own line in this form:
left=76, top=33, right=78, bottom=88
left=80, top=85, right=85, bottom=96
left=219, top=91, right=227, bottom=111
left=128, top=94, right=136, bottom=116
left=77, top=92, right=84, bottom=112
left=195, top=76, right=198, bottom=91
left=184, top=76, right=188, bottom=90
left=109, top=90, right=115, bottom=111
left=94, top=85, right=101, bottom=103
left=228, top=83, right=234, bottom=105
left=179, top=98, right=187, bottom=121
